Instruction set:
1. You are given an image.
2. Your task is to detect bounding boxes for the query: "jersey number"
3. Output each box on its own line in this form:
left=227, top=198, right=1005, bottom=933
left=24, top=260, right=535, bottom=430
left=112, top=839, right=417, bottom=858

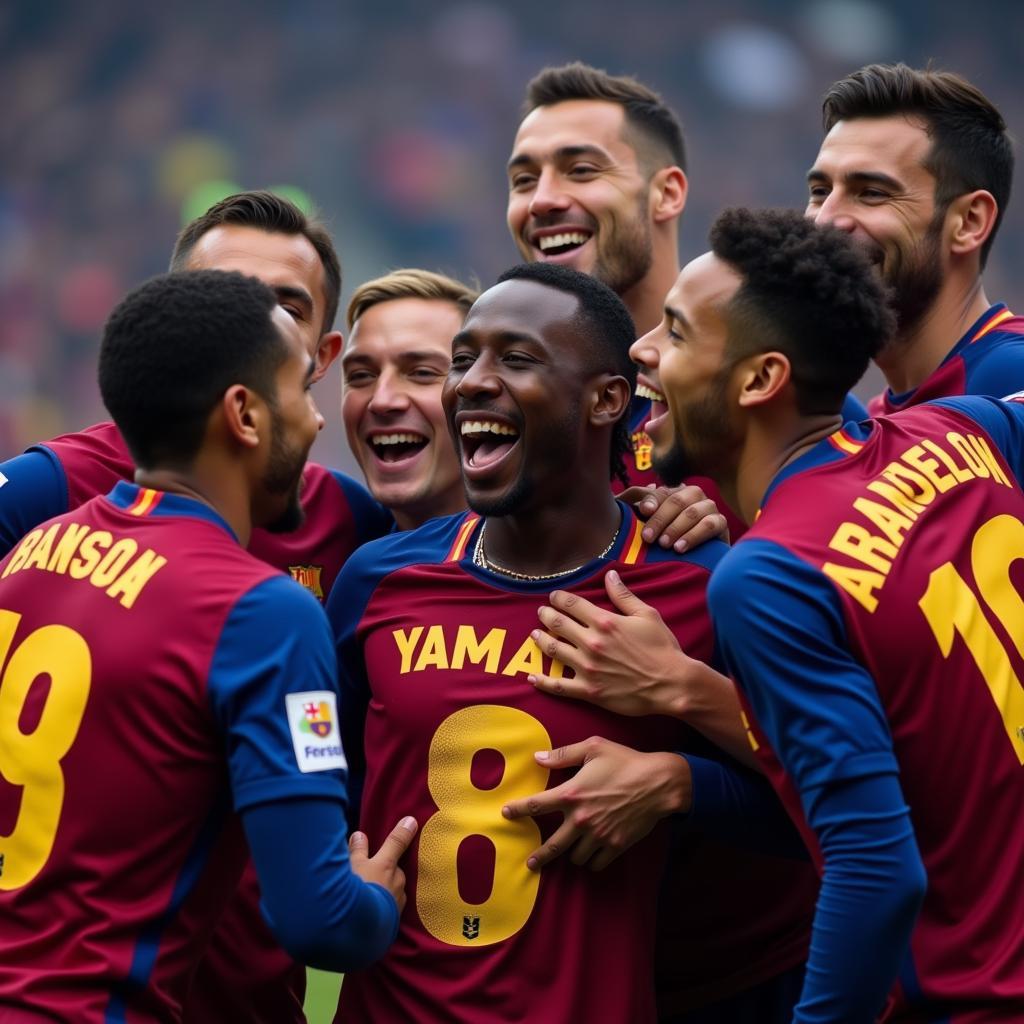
left=919, top=514, right=1024, bottom=763
left=0, top=609, right=91, bottom=889
left=417, top=705, right=551, bottom=947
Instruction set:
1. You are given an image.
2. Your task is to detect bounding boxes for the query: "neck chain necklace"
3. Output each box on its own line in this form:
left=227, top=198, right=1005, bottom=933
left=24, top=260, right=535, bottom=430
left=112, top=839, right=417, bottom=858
left=471, top=519, right=621, bottom=582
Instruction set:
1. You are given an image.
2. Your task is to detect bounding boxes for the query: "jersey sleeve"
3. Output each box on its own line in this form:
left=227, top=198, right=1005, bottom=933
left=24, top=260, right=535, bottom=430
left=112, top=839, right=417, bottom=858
left=0, top=449, right=69, bottom=556
left=709, top=539, right=899, bottom=791
left=930, top=394, right=1024, bottom=482
left=963, top=340, right=1024, bottom=399
left=329, top=469, right=395, bottom=546
left=208, top=574, right=348, bottom=811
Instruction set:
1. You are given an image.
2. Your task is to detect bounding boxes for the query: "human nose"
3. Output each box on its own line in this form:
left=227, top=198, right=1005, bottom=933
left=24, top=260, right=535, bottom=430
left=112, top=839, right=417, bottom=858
left=367, top=368, right=411, bottom=414
left=809, top=190, right=857, bottom=233
left=528, top=168, right=572, bottom=218
left=455, top=354, right=501, bottom=399
left=629, top=329, right=661, bottom=370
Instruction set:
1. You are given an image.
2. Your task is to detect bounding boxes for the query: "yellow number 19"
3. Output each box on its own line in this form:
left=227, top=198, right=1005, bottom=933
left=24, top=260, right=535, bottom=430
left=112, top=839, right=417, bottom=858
left=0, top=609, right=92, bottom=889
left=918, top=515, right=1024, bottom=764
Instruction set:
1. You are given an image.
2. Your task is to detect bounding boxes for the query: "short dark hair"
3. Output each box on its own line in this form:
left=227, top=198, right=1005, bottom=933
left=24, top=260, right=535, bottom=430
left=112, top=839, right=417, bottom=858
left=709, top=208, right=896, bottom=415
left=496, top=262, right=637, bottom=484
left=170, top=190, right=343, bottom=332
left=822, top=63, right=1013, bottom=267
left=99, top=270, right=287, bottom=469
left=524, top=62, right=686, bottom=174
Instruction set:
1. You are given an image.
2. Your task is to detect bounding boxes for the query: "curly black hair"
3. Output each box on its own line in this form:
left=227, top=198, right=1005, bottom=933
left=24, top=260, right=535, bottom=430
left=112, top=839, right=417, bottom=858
left=99, top=270, right=284, bottom=469
left=710, top=208, right=896, bottom=414
left=496, top=262, right=637, bottom=485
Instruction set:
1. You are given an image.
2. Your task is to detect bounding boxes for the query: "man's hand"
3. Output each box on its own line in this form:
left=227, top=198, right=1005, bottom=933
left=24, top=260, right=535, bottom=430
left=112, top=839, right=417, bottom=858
left=531, top=569, right=696, bottom=718
left=532, top=570, right=759, bottom=767
left=621, top=483, right=729, bottom=551
left=350, top=816, right=418, bottom=912
left=501, top=738, right=690, bottom=872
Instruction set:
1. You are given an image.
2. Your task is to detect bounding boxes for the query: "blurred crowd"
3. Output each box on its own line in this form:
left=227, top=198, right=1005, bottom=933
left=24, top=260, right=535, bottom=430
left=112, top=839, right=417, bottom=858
left=3, top=0, right=1023, bottom=470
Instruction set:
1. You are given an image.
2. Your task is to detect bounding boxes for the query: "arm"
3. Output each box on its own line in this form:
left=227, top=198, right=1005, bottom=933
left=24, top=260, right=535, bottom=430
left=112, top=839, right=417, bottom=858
left=0, top=449, right=68, bottom=556
left=530, top=569, right=756, bottom=766
left=242, top=798, right=415, bottom=971
left=210, top=576, right=414, bottom=970
left=710, top=542, right=926, bottom=1021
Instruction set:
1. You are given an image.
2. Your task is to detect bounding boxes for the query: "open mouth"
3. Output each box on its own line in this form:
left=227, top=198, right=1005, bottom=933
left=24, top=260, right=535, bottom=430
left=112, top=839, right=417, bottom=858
left=535, top=230, right=592, bottom=258
left=367, top=431, right=429, bottom=464
left=459, top=419, right=520, bottom=472
left=636, top=383, right=665, bottom=404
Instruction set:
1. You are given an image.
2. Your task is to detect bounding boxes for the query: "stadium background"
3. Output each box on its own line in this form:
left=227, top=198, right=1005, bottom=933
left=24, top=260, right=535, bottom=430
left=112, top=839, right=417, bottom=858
left=1, top=1, right=1021, bottom=1018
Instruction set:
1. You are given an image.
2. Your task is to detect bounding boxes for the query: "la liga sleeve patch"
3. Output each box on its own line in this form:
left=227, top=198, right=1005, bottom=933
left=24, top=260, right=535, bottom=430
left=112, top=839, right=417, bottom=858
left=285, top=690, right=348, bottom=773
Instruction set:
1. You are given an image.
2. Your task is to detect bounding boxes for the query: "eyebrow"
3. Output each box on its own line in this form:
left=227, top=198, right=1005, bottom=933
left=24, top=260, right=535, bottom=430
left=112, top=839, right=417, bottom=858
left=807, top=168, right=904, bottom=191
left=665, top=304, right=691, bottom=332
left=507, top=143, right=610, bottom=171
left=273, top=284, right=315, bottom=311
left=342, top=348, right=451, bottom=367
left=452, top=328, right=542, bottom=347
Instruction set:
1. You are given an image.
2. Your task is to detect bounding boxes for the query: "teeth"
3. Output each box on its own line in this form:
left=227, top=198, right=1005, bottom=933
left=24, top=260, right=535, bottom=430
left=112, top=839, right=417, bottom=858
left=460, top=420, right=519, bottom=437
left=636, top=384, right=665, bottom=404
left=538, top=232, right=590, bottom=251
left=369, top=433, right=426, bottom=446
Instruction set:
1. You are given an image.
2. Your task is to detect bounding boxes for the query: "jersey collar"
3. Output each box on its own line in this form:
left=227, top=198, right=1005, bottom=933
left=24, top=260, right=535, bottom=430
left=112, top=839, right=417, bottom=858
left=106, top=481, right=238, bottom=540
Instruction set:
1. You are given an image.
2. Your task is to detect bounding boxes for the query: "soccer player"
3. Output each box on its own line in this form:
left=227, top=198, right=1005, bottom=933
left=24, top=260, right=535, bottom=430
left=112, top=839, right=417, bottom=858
left=508, top=65, right=819, bottom=1022
left=508, top=62, right=867, bottom=544
left=325, top=263, right=807, bottom=1023
left=636, top=205, right=1024, bottom=1020
left=0, top=191, right=392, bottom=1024
left=807, top=63, right=1024, bottom=411
left=0, top=270, right=415, bottom=1021
left=341, top=269, right=478, bottom=530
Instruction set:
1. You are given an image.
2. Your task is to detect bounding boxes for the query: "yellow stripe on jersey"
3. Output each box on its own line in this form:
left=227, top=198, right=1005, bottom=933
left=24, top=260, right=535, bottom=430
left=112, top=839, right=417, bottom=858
left=447, top=516, right=480, bottom=562
left=827, top=429, right=865, bottom=456
left=620, top=516, right=645, bottom=565
left=972, top=307, right=1014, bottom=342
left=127, top=488, right=161, bottom=517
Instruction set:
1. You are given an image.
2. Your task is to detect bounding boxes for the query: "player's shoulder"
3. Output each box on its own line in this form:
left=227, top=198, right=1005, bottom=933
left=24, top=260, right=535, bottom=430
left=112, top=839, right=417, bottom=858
left=34, top=420, right=132, bottom=464
left=305, top=461, right=393, bottom=539
left=638, top=535, right=730, bottom=575
left=708, top=537, right=809, bottom=610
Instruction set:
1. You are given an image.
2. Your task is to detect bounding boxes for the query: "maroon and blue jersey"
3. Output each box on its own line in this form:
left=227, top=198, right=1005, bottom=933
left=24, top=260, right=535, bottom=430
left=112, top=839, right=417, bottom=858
left=868, top=303, right=1024, bottom=416
left=0, top=482, right=391, bottom=1022
left=0, top=420, right=393, bottom=601
left=709, top=397, right=1024, bottom=1022
left=327, top=505, right=815, bottom=1022
left=0, top=422, right=392, bottom=1023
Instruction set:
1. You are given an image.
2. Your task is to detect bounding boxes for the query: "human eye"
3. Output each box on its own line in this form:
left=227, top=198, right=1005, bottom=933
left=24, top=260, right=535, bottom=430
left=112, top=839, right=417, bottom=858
left=409, top=365, right=446, bottom=383
left=807, top=183, right=830, bottom=203
left=344, top=369, right=376, bottom=387
left=567, top=163, right=599, bottom=178
left=509, top=171, right=537, bottom=191
left=450, top=350, right=476, bottom=371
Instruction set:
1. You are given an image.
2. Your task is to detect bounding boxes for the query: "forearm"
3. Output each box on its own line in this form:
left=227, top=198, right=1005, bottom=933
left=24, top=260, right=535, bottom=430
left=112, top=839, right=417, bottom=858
left=794, top=775, right=926, bottom=1023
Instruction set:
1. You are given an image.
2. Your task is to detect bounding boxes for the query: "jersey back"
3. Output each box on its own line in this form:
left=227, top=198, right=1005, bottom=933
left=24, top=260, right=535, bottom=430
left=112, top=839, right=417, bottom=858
left=0, top=491, right=279, bottom=1021
left=742, top=404, right=1024, bottom=1018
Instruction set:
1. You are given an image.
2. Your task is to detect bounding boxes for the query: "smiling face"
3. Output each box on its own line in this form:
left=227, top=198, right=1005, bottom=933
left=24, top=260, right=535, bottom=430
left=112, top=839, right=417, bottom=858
left=443, top=279, right=596, bottom=517
left=185, top=224, right=337, bottom=374
left=342, top=297, right=465, bottom=529
left=507, top=100, right=654, bottom=296
left=629, top=255, right=744, bottom=486
left=806, top=115, right=945, bottom=337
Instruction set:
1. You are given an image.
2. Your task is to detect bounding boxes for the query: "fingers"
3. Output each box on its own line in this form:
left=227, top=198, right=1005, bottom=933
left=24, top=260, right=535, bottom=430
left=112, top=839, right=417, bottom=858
left=502, top=784, right=564, bottom=822
left=539, top=589, right=603, bottom=637
left=602, top=569, right=647, bottom=615
left=524, top=818, right=579, bottom=871
left=672, top=501, right=729, bottom=552
left=373, top=815, right=418, bottom=864
left=638, top=484, right=714, bottom=549
left=348, top=830, right=368, bottom=862
left=527, top=667, right=594, bottom=702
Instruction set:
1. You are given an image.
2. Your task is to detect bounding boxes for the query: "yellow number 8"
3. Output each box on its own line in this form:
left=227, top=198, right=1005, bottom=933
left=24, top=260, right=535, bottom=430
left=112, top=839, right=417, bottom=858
left=417, top=704, right=551, bottom=947
left=0, top=609, right=91, bottom=890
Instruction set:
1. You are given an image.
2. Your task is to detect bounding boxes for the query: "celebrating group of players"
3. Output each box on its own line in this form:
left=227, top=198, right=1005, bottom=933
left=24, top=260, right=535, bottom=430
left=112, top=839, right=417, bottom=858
left=0, top=57, right=1022, bottom=1024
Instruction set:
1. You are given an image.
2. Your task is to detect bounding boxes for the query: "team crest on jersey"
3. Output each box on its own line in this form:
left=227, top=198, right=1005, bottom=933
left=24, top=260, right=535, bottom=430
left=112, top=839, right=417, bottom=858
left=285, top=691, right=347, bottom=773
left=631, top=429, right=652, bottom=472
left=462, top=915, right=480, bottom=940
left=289, top=563, right=324, bottom=599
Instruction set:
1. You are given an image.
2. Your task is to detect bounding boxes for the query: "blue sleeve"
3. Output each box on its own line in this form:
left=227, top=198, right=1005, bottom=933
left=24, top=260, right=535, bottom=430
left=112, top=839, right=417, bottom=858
left=794, top=775, right=925, bottom=1023
left=0, top=449, right=69, bottom=557
left=931, top=394, right=1024, bottom=481
left=685, top=753, right=809, bottom=859
left=709, top=542, right=924, bottom=1019
left=962, top=339, right=1024, bottom=399
left=841, top=391, right=869, bottom=422
left=241, top=797, right=399, bottom=971
left=209, top=575, right=347, bottom=809
left=330, top=469, right=394, bottom=546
